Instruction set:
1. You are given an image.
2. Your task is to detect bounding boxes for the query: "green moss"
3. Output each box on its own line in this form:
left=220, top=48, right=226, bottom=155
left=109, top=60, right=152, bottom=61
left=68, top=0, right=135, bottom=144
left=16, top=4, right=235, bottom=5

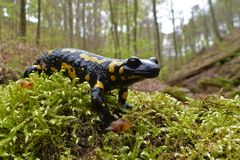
left=229, top=89, right=240, bottom=97
left=198, top=77, right=234, bottom=91
left=162, top=86, right=190, bottom=102
left=0, top=73, right=239, bottom=159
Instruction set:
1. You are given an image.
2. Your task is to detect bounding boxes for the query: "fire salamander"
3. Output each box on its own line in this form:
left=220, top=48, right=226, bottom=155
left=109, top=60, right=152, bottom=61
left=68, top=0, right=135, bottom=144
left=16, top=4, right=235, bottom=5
left=24, top=48, right=160, bottom=125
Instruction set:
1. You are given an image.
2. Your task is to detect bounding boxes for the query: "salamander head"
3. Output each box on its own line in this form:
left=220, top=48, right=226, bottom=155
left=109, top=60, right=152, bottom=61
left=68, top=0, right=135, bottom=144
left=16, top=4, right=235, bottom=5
left=120, top=56, right=160, bottom=80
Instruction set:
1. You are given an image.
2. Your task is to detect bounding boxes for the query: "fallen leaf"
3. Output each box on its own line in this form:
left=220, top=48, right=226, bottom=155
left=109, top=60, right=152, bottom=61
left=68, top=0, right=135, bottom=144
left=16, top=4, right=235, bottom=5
left=105, top=119, right=131, bottom=132
left=17, top=79, right=33, bottom=89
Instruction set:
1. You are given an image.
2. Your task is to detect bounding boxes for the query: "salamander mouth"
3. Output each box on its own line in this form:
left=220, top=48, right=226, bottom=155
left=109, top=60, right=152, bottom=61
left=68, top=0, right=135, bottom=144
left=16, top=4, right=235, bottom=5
left=133, top=68, right=160, bottom=78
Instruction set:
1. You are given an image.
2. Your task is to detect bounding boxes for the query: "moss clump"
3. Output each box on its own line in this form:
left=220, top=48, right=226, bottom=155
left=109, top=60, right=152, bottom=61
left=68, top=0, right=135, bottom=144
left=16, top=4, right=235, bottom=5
left=198, top=76, right=233, bottom=91
left=0, top=73, right=101, bottom=159
left=0, top=73, right=239, bottom=159
left=162, top=86, right=191, bottom=102
left=99, top=93, right=240, bottom=159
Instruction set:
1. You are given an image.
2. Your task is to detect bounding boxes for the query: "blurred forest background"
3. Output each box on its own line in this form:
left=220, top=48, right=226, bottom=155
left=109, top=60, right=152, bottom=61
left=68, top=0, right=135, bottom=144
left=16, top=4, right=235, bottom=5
left=0, top=0, right=240, bottom=97
left=1, top=0, right=239, bottom=62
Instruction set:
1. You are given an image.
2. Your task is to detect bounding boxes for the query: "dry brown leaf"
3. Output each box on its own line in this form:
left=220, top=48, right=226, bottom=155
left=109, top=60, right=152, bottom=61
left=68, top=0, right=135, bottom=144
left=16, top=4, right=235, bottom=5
left=105, top=119, right=131, bottom=132
left=17, top=79, right=33, bottom=89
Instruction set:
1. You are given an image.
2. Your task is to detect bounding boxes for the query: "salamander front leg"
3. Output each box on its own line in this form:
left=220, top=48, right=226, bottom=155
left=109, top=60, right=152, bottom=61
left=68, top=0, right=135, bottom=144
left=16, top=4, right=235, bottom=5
left=118, top=87, right=132, bottom=109
left=91, top=83, right=116, bottom=126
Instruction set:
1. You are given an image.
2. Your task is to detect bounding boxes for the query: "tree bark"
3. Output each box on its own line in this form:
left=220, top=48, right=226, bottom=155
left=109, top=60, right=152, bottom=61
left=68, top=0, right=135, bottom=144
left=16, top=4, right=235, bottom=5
left=225, top=0, right=234, bottom=31
left=152, top=0, right=162, bottom=62
left=203, top=11, right=209, bottom=47
left=133, top=0, right=138, bottom=56
left=75, top=0, right=81, bottom=47
left=68, top=0, right=73, bottom=47
left=0, top=6, right=2, bottom=41
left=36, top=0, right=41, bottom=45
left=109, top=0, right=121, bottom=58
left=82, top=0, right=86, bottom=50
left=125, top=0, right=130, bottom=52
left=19, top=0, right=26, bottom=42
left=208, top=0, right=222, bottom=41
left=170, top=0, right=178, bottom=66
left=93, top=0, right=102, bottom=51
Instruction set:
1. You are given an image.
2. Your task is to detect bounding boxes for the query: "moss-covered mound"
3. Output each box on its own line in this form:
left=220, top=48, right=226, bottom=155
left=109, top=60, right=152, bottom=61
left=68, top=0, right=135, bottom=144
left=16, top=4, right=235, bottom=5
left=0, top=73, right=239, bottom=159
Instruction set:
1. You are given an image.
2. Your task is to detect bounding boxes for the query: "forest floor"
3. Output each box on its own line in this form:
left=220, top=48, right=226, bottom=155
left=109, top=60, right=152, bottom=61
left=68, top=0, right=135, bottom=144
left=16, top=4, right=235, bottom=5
left=0, top=29, right=240, bottom=99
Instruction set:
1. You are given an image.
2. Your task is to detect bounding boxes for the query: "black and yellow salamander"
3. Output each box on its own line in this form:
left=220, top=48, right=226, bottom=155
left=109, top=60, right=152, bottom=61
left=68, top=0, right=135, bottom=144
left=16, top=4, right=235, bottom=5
left=24, top=48, right=160, bottom=125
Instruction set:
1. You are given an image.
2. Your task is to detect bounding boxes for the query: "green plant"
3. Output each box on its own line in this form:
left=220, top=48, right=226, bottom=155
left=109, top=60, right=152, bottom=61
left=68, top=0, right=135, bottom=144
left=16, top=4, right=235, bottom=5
left=0, top=73, right=239, bottom=159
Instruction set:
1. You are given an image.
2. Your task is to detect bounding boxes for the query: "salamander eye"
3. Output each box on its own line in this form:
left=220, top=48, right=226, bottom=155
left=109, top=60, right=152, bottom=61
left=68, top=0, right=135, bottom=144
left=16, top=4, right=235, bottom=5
left=127, top=57, right=141, bottom=68
left=149, top=57, right=158, bottom=64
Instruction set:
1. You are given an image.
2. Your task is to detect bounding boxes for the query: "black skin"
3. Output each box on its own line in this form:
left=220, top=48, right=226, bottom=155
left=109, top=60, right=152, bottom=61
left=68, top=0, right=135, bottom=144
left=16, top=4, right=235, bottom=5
left=24, top=48, right=160, bottom=126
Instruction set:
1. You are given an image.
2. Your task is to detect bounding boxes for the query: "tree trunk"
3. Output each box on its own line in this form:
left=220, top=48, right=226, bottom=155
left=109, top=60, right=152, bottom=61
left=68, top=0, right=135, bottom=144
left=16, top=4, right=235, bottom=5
left=203, top=11, right=209, bottom=47
left=208, top=0, right=222, bottom=41
left=19, top=0, right=26, bottom=42
left=75, top=0, right=81, bottom=47
left=0, top=6, right=2, bottom=41
left=125, top=0, right=130, bottom=52
left=82, top=0, right=86, bottom=50
left=170, top=0, right=178, bottom=66
left=36, top=0, right=41, bottom=45
left=225, top=0, right=234, bottom=31
left=93, top=0, right=101, bottom=51
left=133, top=0, right=138, bottom=56
left=68, top=0, right=73, bottom=47
left=63, top=1, right=68, bottom=46
left=152, top=0, right=162, bottom=62
left=109, top=0, right=121, bottom=58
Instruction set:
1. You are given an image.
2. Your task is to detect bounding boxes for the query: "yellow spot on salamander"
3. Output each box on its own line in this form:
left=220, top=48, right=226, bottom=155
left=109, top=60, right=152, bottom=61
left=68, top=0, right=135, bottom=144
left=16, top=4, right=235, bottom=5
left=61, top=62, right=76, bottom=79
left=48, top=49, right=55, bottom=54
left=95, top=80, right=104, bottom=89
left=122, top=91, right=128, bottom=100
left=80, top=54, right=105, bottom=64
left=33, top=65, right=41, bottom=70
left=108, top=63, right=115, bottom=73
left=110, top=75, right=116, bottom=81
left=121, top=77, right=126, bottom=80
left=62, top=48, right=77, bottom=53
left=119, top=67, right=124, bottom=74
left=108, top=62, right=123, bottom=73
left=85, top=74, right=90, bottom=81
left=50, top=67, right=57, bottom=72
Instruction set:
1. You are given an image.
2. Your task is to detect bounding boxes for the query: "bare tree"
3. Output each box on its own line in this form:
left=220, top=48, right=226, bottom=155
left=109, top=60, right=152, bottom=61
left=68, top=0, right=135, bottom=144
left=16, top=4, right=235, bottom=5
left=93, top=0, right=102, bottom=51
left=0, top=6, right=2, bottom=41
left=170, top=0, right=178, bottom=65
left=125, top=0, right=130, bottom=52
left=82, top=0, right=86, bottom=50
left=75, top=0, right=81, bottom=47
left=202, top=11, right=210, bottom=47
left=63, top=1, right=68, bottom=46
left=68, top=0, right=73, bottom=47
left=133, top=0, right=138, bottom=56
left=152, top=0, right=162, bottom=62
left=109, top=0, right=121, bottom=58
left=36, top=0, right=41, bottom=45
left=225, top=0, right=234, bottom=31
left=19, top=0, right=26, bottom=42
left=208, top=0, right=222, bottom=41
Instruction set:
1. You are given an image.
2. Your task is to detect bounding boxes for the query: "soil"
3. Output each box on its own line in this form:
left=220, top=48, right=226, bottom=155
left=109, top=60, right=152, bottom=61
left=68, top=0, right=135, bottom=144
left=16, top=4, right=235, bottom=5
left=132, top=78, right=168, bottom=92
